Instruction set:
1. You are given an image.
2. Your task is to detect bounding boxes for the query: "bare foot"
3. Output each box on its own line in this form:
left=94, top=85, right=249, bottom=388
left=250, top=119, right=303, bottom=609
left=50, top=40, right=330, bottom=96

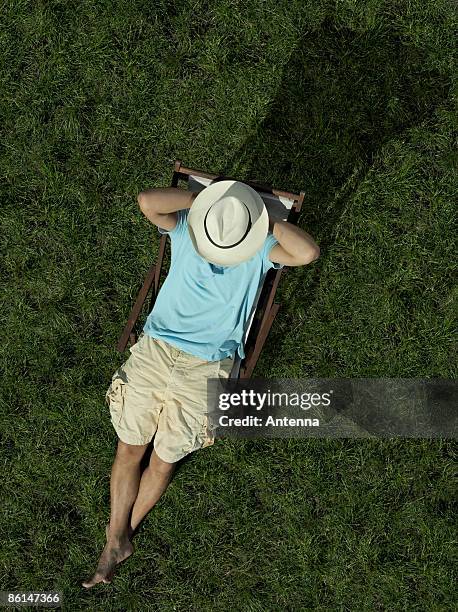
left=82, top=536, right=133, bottom=589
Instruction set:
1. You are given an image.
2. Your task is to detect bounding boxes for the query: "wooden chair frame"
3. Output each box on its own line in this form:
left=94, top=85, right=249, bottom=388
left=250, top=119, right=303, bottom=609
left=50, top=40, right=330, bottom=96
left=116, top=160, right=304, bottom=378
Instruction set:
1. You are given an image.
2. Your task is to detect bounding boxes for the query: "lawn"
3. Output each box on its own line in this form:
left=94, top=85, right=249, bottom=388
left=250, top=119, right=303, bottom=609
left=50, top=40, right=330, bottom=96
left=1, top=0, right=456, bottom=610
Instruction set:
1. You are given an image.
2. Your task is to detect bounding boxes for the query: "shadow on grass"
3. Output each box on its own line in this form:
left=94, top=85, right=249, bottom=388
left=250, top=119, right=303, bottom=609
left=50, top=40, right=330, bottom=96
left=223, top=17, right=450, bottom=247
left=218, top=16, right=450, bottom=366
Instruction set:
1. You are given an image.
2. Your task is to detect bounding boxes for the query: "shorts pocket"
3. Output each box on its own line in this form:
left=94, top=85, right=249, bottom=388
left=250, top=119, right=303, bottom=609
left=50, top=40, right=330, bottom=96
left=105, top=377, right=127, bottom=427
left=198, top=414, right=215, bottom=449
left=218, top=356, right=234, bottom=380
left=182, top=415, right=215, bottom=455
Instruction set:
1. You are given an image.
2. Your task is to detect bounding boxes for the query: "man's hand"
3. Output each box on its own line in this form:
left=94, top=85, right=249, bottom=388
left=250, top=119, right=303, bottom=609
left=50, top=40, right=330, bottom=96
left=268, top=216, right=320, bottom=267
left=137, top=187, right=198, bottom=230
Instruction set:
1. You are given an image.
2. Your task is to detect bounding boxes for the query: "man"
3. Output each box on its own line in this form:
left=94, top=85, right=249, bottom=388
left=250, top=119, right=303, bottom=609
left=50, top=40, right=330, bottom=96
left=82, top=180, right=319, bottom=588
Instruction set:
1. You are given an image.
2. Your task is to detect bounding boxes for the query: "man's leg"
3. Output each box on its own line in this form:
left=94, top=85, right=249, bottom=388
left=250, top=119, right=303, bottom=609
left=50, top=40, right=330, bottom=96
left=107, top=440, right=149, bottom=539
left=129, top=449, right=177, bottom=533
left=82, top=440, right=148, bottom=589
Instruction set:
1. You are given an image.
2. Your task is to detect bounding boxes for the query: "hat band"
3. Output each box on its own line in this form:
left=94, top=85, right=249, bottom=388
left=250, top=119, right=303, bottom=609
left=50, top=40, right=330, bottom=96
left=204, top=202, right=252, bottom=249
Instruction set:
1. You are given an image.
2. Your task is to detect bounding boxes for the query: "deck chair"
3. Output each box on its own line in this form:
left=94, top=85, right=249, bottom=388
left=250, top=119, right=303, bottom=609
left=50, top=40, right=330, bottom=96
left=116, top=160, right=304, bottom=379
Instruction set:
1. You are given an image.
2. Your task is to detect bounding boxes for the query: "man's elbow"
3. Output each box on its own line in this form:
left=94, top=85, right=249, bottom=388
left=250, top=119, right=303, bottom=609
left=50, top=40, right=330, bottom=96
left=137, top=192, right=146, bottom=208
left=298, top=244, right=320, bottom=265
left=137, top=190, right=158, bottom=210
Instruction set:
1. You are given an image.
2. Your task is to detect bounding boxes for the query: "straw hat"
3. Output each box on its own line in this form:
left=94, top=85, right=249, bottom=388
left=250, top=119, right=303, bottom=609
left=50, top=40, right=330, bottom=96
left=187, top=180, right=269, bottom=266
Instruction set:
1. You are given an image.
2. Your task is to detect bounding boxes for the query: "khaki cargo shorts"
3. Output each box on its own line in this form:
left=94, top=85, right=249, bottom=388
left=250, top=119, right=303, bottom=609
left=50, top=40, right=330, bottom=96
left=105, top=332, right=234, bottom=463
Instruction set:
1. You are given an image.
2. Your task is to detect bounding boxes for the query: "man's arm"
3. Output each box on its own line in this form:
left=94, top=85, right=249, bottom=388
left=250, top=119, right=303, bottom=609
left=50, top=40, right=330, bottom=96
left=137, top=187, right=198, bottom=231
left=268, top=216, right=320, bottom=266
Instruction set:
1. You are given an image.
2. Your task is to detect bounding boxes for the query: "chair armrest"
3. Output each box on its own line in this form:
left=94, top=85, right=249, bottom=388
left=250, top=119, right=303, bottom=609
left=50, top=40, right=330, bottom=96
left=240, top=303, right=281, bottom=378
left=116, top=263, right=158, bottom=352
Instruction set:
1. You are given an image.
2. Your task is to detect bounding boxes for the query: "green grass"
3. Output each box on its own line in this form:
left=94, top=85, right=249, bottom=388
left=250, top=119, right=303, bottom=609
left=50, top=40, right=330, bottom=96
left=1, top=0, right=457, bottom=610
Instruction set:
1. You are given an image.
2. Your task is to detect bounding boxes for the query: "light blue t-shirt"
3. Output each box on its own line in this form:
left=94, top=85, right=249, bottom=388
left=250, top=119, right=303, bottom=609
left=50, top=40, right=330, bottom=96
left=142, top=208, right=283, bottom=362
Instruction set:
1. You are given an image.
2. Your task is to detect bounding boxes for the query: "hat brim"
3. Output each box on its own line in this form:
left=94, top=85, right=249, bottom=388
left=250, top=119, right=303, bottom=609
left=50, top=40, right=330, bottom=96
left=187, top=180, right=269, bottom=266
